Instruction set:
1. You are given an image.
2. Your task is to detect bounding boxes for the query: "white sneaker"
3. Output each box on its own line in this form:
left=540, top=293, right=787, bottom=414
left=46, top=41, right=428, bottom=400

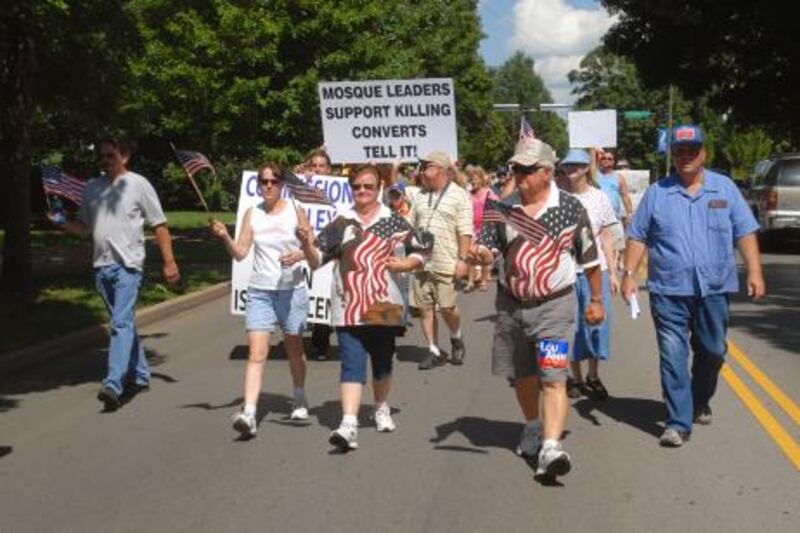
left=289, top=401, right=309, bottom=421
left=329, top=420, right=359, bottom=451
left=536, top=442, right=571, bottom=479
left=515, top=423, right=541, bottom=457
left=232, top=411, right=257, bottom=438
left=374, top=404, right=396, bottom=432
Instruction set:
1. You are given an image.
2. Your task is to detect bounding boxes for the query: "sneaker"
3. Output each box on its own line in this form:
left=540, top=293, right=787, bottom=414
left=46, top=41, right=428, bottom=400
left=585, top=376, right=610, bottom=401
left=418, top=350, right=445, bottom=370
left=374, top=404, right=396, bottom=432
left=515, top=423, right=541, bottom=458
left=659, top=427, right=690, bottom=447
left=536, top=442, right=572, bottom=479
left=450, top=337, right=466, bottom=365
left=289, top=402, right=309, bottom=421
left=97, top=386, right=121, bottom=411
left=232, top=411, right=257, bottom=438
left=329, top=421, right=359, bottom=451
left=693, top=405, right=712, bottom=425
left=566, top=377, right=583, bottom=399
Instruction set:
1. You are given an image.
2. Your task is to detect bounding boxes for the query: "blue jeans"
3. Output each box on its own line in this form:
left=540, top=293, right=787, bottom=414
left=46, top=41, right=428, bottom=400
left=95, top=263, right=148, bottom=394
left=336, top=327, right=395, bottom=384
left=650, top=293, right=729, bottom=433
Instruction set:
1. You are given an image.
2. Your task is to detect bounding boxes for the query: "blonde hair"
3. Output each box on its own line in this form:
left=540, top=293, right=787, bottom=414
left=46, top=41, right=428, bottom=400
left=465, top=165, right=489, bottom=189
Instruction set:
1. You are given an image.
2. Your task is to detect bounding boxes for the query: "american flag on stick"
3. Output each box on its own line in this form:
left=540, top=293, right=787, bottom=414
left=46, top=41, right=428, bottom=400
left=283, top=171, right=332, bottom=206
left=170, top=143, right=212, bottom=212
left=519, top=116, right=536, bottom=141
left=483, top=197, right=548, bottom=245
left=41, top=167, right=86, bottom=206
left=175, top=149, right=215, bottom=177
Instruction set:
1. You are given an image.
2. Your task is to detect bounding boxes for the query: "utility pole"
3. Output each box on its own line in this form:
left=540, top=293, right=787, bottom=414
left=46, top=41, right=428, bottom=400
left=664, top=85, right=674, bottom=177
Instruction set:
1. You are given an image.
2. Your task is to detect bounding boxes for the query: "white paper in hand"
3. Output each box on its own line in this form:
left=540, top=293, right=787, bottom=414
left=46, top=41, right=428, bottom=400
left=629, top=293, right=641, bottom=320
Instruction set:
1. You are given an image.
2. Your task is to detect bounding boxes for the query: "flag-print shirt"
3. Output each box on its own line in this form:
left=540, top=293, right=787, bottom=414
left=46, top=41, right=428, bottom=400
left=479, top=181, right=600, bottom=301
left=315, top=205, right=433, bottom=328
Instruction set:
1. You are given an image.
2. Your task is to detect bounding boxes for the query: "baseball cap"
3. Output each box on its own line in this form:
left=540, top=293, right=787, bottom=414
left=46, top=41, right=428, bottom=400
left=508, top=138, right=557, bottom=167
left=388, top=182, right=406, bottom=195
left=420, top=151, right=453, bottom=169
left=671, top=124, right=704, bottom=147
left=559, top=148, right=591, bottom=166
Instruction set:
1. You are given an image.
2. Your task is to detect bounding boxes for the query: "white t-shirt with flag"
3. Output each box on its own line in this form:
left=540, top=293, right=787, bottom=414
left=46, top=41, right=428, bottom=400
left=572, top=186, right=618, bottom=272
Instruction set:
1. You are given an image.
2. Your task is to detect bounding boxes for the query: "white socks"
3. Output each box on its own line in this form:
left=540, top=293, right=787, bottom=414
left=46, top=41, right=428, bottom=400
left=293, top=388, right=306, bottom=404
left=429, top=344, right=441, bottom=356
left=542, top=438, right=559, bottom=450
left=243, top=404, right=256, bottom=417
left=342, top=414, right=358, bottom=426
left=451, top=329, right=462, bottom=339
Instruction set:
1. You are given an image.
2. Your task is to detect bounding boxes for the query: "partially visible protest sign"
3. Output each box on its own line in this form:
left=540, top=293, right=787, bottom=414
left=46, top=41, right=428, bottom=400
left=621, top=170, right=650, bottom=213
left=568, top=109, right=617, bottom=148
left=318, top=78, right=457, bottom=163
left=230, top=172, right=353, bottom=325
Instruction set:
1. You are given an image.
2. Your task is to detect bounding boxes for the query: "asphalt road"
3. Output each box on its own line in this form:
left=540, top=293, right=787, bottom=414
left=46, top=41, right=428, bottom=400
left=1, top=269, right=798, bottom=532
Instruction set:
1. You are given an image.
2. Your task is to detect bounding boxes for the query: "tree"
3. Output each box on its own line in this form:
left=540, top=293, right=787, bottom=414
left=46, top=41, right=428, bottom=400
left=1, top=1, right=139, bottom=292
left=722, top=128, right=776, bottom=182
left=601, top=1, right=800, bottom=147
left=491, top=52, right=568, bottom=156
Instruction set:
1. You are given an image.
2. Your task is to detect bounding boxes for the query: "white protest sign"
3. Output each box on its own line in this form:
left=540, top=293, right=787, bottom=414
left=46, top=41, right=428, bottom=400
left=318, top=78, right=457, bottom=163
left=230, top=172, right=353, bottom=325
left=620, top=169, right=650, bottom=213
left=568, top=109, right=617, bottom=148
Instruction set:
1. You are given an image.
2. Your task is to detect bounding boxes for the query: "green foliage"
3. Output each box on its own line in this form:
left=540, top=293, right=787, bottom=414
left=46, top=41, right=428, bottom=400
left=491, top=52, right=568, bottom=156
left=722, top=129, right=776, bottom=181
left=601, top=0, right=800, bottom=147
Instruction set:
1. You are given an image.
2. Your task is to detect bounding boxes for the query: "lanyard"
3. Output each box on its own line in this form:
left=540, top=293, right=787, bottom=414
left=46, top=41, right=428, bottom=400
left=425, top=180, right=451, bottom=230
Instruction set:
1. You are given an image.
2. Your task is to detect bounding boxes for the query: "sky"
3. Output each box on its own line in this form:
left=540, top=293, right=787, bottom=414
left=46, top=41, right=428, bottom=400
left=478, top=0, right=616, bottom=105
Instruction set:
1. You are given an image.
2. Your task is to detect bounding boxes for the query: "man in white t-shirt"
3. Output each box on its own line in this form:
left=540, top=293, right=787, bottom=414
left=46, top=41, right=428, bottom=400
left=50, top=137, right=180, bottom=411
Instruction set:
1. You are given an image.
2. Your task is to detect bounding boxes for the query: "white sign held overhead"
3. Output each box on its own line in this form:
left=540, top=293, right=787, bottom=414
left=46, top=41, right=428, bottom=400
left=568, top=109, right=618, bottom=148
left=318, top=78, right=458, bottom=164
left=230, top=172, right=353, bottom=325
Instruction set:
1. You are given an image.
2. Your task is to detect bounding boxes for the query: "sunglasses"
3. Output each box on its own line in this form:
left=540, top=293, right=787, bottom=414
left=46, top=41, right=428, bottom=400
left=600, top=156, right=614, bottom=161
left=511, top=164, right=543, bottom=176
left=351, top=182, right=377, bottom=191
left=259, top=178, right=281, bottom=187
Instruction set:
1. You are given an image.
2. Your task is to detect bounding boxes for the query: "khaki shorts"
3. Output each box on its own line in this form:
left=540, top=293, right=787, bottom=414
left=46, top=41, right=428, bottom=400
left=610, top=221, right=626, bottom=251
left=412, top=271, right=458, bottom=309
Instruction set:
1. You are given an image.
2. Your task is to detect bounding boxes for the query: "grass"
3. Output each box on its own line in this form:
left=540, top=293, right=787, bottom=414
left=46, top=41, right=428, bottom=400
left=0, top=211, right=235, bottom=354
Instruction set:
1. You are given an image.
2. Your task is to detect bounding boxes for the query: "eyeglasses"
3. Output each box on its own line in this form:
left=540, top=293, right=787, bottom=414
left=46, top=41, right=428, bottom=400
left=259, top=178, right=281, bottom=187
left=351, top=182, right=377, bottom=191
left=600, top=156, right=614, bottom=161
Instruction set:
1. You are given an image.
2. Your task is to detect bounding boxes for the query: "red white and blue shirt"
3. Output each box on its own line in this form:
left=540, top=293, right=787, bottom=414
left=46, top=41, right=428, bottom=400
left=479, top=181, right=600, bottom=301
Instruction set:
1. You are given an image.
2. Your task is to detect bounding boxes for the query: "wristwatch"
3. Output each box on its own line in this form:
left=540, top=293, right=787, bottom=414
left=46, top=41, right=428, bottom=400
left=458, top=254, right=468, bottom=262
left=622, top=269, right=636, bottom=278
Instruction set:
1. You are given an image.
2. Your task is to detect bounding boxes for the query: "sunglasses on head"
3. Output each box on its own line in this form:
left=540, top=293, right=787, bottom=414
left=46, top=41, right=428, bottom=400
left=351, top=182, right=377, bottom=191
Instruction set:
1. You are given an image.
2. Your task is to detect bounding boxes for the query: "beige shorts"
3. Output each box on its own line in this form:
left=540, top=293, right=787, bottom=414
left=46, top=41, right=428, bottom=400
left=412, top=271, right=458, bottom=309
left=609, top=221, right=626, bottom=251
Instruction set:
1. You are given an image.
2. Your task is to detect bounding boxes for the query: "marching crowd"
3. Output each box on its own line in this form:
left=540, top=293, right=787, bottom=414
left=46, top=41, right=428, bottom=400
left=49, top=124, right=765, bottom=482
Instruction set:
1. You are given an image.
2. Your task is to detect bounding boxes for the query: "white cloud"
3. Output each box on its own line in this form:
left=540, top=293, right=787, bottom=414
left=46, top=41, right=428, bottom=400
left=508, top=0, right=615, bottom=103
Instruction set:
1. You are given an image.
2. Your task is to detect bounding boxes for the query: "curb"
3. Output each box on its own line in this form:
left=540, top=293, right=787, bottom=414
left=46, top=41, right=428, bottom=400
left=0, top=281, right=230, bottom=377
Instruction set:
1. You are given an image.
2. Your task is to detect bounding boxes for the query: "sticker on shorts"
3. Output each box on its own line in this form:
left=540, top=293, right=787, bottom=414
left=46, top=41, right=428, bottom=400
left=538, top=339, right=569, bottom=370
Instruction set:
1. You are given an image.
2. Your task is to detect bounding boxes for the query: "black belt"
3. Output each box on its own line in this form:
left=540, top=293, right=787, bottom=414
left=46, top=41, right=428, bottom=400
left=499, top=284, right=573, bottom=308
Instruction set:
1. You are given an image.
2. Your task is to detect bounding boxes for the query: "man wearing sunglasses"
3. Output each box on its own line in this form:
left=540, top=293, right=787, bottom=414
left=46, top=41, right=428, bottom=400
left=410, top=151, right=473, bottom=369
left=472, top=138, right=604, bottom=481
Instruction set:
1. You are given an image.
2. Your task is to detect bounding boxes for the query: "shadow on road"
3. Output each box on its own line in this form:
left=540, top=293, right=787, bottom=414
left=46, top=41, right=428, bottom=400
left=730, top=266, right=800, bottom=354
left=430, top=416, right=520, bottom=454
left=0, top=347, right=175, bottom=413
left=396, top=345, right=429, bottom=364
left=0, top=445, right=12, bottom=459
left=572, top=396, right=664, bottom=437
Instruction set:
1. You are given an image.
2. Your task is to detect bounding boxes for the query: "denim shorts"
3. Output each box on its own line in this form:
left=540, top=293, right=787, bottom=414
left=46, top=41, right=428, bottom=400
left=245, top=286, right=308, bottom=334
left=573, top=271, right=611, bottom=361
left=336, top=326, right=395, bottom=384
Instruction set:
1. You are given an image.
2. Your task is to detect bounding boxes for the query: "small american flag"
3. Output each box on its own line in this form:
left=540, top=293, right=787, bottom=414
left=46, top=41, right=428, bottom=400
left=176, top=150, right=215, bottom=177
left=519, top=117, right=536, bottom=140
left=483, top=197, right=548, bottom=245
left=41, top=167, right=86, bottom=206
left=283, top=171, right=332, bottom=206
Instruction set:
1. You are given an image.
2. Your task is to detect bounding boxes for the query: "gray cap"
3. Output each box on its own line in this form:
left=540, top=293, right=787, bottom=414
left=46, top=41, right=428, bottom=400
left=508, top=138, right=557, bottom=167
left=420, top=151, right=453, bottom=169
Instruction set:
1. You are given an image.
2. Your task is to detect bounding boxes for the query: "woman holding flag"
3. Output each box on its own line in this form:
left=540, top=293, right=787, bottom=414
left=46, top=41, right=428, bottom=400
left=210, top=162, right=317, bottom=439
left=298, top=164, right=433, bottom=452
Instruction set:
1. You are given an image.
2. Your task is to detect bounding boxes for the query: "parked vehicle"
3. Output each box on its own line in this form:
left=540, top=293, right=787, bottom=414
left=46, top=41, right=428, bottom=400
left=744, top=154, right=800, bottom=246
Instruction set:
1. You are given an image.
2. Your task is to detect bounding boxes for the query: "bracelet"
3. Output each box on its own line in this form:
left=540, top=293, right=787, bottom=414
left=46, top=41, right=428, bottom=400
left=622, top=269, right=635, bottom=278
left=590, top=297, right=603, bottom=303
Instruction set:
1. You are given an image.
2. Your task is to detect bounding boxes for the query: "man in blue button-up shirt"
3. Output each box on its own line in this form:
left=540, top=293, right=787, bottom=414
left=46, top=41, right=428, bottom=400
left=621, top=124, right=765, bottom=447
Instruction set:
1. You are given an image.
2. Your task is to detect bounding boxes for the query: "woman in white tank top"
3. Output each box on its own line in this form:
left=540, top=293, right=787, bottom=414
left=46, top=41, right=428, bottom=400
left=210, top=162, right=317, bottom=438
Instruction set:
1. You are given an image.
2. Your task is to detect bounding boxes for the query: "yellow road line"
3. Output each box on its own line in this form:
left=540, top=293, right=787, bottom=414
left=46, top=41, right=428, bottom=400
left=727, top=339, right=800, bottom=427
left=720, top=365, right=800, bottom=470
